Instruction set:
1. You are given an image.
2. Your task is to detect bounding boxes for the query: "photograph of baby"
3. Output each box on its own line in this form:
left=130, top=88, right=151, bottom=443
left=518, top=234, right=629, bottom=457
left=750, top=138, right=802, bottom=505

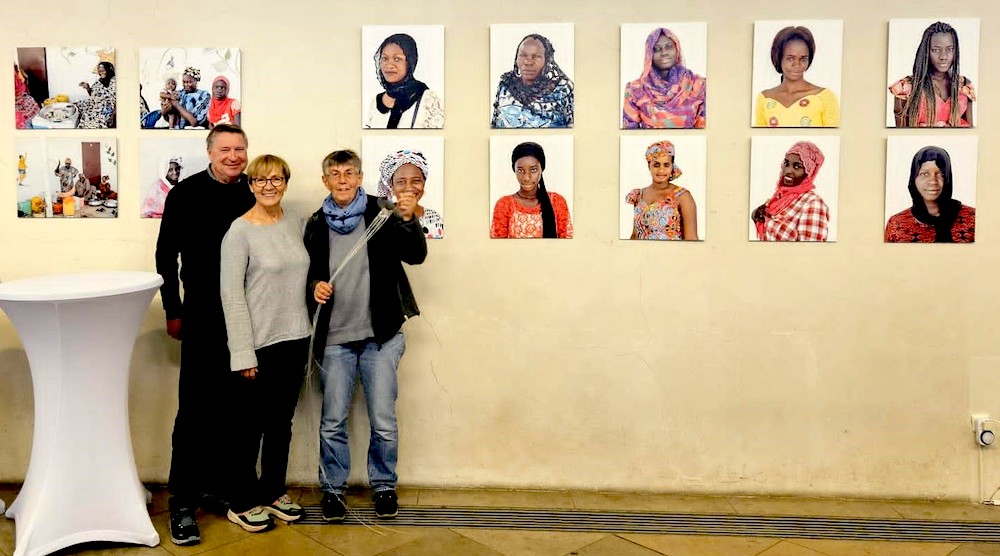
left=361, top=25, right=445, bottom=129
left=489, top=135, right=574, bottom=238
left=884, top=136, right=977, bottom=243
left=490, top=23, right=575, bottom=129
left=619, top=135, right=706, bottom=241
left=16, top=138, right=118, bottom=218
left=139, top=137, right=210, bottom=218
left=620, top=22, right=707, bottom=129
left=139, top=47, right=241, bottom=129
left=361, top=136, right=445, bottom=239
left=15, top=46, right=116, bottom=129
left=750, top=20, right=843, bottom=128
left=886, top=18, right=980, bottom=128
left=748, top=135, right=840, bottom=242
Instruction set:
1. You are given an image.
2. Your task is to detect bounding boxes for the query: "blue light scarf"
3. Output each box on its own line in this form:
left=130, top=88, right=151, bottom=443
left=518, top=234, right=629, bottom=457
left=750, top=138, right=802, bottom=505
left=322, top=187, right=368, bottom=234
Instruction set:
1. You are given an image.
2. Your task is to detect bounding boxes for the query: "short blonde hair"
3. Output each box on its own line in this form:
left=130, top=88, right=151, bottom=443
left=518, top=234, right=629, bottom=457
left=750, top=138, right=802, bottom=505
left=247, top=154, right=291, bottom=181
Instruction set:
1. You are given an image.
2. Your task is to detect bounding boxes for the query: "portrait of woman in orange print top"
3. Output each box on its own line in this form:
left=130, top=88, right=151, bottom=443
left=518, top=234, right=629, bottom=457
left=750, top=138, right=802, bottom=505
left=490, top=138, right=573, bottom=239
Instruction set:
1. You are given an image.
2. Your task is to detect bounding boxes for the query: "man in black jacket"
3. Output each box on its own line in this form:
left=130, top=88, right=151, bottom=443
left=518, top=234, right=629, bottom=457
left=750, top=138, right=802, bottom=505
left=154, top=124, right=254, bottom=545
left=304, top=149, right=426, bottom=522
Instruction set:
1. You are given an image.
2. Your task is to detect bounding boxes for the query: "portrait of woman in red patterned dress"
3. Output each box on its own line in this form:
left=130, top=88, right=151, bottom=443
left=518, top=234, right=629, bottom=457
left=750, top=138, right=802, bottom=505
left=885, top=145, right=975, bottom=243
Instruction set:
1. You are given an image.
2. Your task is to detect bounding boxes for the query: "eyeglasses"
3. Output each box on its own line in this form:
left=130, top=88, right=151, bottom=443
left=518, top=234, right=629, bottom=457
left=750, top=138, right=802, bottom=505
left=250, top=176, right=286, bottom=189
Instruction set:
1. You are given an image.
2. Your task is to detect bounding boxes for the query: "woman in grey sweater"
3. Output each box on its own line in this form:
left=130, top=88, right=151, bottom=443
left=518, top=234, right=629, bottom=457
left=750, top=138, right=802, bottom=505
left=220, top=154, right=310, bottom=533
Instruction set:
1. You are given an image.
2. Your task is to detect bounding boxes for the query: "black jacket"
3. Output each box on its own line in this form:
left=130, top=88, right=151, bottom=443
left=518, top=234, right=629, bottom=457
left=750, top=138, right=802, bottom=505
left=304, top=195, right=427, bottom=360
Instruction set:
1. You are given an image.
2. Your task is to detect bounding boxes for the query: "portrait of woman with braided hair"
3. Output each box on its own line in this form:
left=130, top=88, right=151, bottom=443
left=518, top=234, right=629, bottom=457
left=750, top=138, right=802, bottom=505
left=887, top=19, right=979, bottom=128
left=362, top=26, right=444, bottom=129
left=490, top=24, right=575, bottom=128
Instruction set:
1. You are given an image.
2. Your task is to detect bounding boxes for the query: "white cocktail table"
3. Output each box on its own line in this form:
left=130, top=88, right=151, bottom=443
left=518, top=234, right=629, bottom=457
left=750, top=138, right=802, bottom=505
left=0, top=271, right=162, bottom=556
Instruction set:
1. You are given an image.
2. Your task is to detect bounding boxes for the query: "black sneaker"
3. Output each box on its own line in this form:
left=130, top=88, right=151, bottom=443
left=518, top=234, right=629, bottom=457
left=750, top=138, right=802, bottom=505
left=321, top=492, right=346, bottom=522
left=373, top=490, right=398, bottom=519
left=200, top=492, right=230, bottom=516
left=169, top=505, right=200, bottom=546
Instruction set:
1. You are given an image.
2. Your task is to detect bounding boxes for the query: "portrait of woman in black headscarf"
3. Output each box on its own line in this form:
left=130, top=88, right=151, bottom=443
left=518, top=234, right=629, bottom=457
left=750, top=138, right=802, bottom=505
left=364, top=32, right=444, bottom=129
left=491, top=28, right=575, bottom=129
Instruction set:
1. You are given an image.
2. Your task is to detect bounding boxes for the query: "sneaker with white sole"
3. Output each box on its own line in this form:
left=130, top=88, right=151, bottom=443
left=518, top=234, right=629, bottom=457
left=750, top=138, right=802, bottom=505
left=373, top=489, right=398, bottom=519
left=227, top=506, right=274, bottom=533
left=265, top=494, right=304, bottom=522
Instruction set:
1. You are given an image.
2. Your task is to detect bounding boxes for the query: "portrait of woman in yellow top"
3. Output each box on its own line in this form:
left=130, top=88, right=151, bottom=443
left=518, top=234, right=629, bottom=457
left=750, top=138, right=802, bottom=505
left=752, top=23, right=842, bottom=128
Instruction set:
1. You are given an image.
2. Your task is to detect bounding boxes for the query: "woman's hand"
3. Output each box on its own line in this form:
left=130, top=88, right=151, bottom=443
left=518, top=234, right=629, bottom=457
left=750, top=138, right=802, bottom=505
left=752, top=204, right=768, bottom=223
left=396, top=191, right=417, bottom=221
left=240, top=367, right=257, bottom=380
left=314, top=281, right=334, bottom=304
left=79, top=82, right=91, bottom=94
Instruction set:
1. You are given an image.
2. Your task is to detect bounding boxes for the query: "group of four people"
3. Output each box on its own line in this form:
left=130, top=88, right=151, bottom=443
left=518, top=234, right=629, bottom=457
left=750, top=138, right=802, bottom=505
left=155, top=123, right=427, bottom=543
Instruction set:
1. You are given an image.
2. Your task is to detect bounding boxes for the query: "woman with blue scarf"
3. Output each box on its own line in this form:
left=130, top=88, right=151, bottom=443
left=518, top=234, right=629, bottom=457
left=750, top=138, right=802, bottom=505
left=302, top=149, right=427, bottom=522
left=365, top=33, right=444, bottom=129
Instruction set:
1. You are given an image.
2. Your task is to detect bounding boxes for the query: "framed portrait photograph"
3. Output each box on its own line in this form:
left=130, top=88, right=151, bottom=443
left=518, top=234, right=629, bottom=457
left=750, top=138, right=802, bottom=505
left=361, top=25, right=445, bottom=129
left=361, top=136, right=445, bottom=239
left=139, top=47, right=241, bottom=130
left=489, top=23, right=575, bottom=129
left=16, top=138, right=118, bottom=218
left=139, top=137, right=210, bottom=218
left=619, top=135, right=706, bottom=240
left=15, top=46, right=117, bottom=130
left=489, top=135, right=574, bottom=238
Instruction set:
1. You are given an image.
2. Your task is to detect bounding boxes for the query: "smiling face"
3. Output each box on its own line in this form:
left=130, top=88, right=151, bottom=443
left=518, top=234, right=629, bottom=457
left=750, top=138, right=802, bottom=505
left=514, top=155, right=542, bottom=193
left=212, top=78, right=228, bottom=100
left=781, top=153, right=807, bottom=187
left=914, top=160, right=944, bottom=202
left=249, top=168, right=287, bottom=209
left=928, top=32, right=956, bottom=75
left=181, top=74, right=197, bottom=92
left=379, top=43, right=408, bottom=85
left=165, top=78, right=177, bottom=92
left=97, top=65, right=106, bottom=79
left=324, top=164, right=363, bottom=208
left=391, top=163, right=426, bottom=203
left=166, top=162, right=181, bottom=185
left=516, top=38, right=546, bottom=85
left=652, top=35, right=677, bottom=72
left=780, top=39, right=811, bottom=81
left=647, top=154, right=674, bottom=186
left=207, top=132, right=248, bottom=183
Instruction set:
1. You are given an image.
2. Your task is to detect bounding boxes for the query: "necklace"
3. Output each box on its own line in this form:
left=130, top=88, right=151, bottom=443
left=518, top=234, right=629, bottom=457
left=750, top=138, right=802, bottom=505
left=514, top=190, right=537, bottom=200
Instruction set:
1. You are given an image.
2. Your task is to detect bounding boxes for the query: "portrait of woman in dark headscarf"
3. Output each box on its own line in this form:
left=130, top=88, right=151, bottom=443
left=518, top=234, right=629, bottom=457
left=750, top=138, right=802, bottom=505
left=491, top=30, right=574, bottom=129
left=75, top=61, right=116, bottom=129
left=622, top=26, right=706, bottom=129
left=490, top=140, right=573, bottom=238
left=885, top=145, right=975, bottom=243
left=364, top=31, right=444, bottom=129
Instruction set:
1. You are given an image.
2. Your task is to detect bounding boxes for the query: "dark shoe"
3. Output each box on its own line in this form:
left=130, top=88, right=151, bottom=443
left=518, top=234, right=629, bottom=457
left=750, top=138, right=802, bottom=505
left=265, top=494, right=304, bottom=523
left=169, top=506, right=201, bottom=545
left=321, top=492, right=346, bottom=522
left=200, top=492, right=230, bottom=515
left=373, top=490, right=398, bottom=519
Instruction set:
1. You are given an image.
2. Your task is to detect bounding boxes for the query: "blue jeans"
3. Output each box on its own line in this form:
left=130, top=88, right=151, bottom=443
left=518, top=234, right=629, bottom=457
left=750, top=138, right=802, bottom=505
left=318, top=332, right=405, bottom=493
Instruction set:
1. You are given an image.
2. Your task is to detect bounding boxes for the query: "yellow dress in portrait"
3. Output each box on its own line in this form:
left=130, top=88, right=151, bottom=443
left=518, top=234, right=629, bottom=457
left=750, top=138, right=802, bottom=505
left=754, top=88, right=840, bottom=127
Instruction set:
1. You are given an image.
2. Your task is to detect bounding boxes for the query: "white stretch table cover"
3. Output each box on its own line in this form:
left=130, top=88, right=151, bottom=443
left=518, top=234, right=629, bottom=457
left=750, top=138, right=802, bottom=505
left=0, top=271, right=162, bottom=556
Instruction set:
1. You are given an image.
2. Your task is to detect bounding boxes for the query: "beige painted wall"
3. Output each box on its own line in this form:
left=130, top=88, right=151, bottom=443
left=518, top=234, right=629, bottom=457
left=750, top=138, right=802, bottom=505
left=1, top=0, right=998, bottom=501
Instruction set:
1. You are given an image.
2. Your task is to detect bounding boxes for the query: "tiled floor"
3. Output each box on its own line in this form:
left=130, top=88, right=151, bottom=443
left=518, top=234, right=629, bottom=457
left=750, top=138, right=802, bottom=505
left=1, top=485, right=999, bottom=555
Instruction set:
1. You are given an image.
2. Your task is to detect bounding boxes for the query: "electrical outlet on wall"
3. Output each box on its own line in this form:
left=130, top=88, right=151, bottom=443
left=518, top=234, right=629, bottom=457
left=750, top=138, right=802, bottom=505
left=972, top=413, right=995, bottom=447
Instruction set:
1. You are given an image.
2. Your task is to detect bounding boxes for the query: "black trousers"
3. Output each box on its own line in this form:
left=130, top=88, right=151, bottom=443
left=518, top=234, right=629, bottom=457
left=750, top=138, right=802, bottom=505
left=228, top=337, right=309, bottom=513
left=167, top=312, right=232, bottom=508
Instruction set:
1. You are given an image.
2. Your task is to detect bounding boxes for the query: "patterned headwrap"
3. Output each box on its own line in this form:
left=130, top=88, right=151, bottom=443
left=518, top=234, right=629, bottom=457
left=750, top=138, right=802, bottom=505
left=182, top=66, right=201, bottom=81
left=622, top=28, right=706, bottom=129
left=377, top=149, right=430, bottom=198
left=783, top=141, right=825, bottom=183
left=760, top=141, right=825, bottom=224
left=644, top=140, right=683, bottom=180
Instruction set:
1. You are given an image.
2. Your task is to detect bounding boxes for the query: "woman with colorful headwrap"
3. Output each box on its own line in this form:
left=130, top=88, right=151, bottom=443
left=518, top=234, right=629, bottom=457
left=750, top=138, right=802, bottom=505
left=141, top=156, right=183, bottom=218
left=365, top=34, right=444, bottom=129
left=177, top=66, right=211, bottom=128
left=491, top=142, right=572, bottom=238
left=885, top=146, right=974, bottom=243
left=623, top=28, right=706, bottom=129
left=626, top=140, right=698, bottom=240
left=377, top=149, right=444, bottom=239
left=751, top=141, right=830, bottom=241
left=491, top=34, right=574, bottom=128
left=208, top=75, right=242, bottom=128
left=75, top=61, right=117, bottom=128
left=14, top=64, right=40, bottom=129
left=889, top=22, right=974, bottom=128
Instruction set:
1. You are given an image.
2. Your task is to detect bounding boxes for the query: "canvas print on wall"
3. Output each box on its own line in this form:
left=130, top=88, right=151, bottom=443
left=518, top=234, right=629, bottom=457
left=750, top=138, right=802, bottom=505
left=884, top=136, right=977, bottom=243
left=620, top=22, right=707, bottom=129
left=748, top=136, right=840, bottom=242
left=619, top=135, right=706, bottom=241
left=489, top=135, right=574, bottom=238
left=139, top=137, right=210, bottom=218
left=362, top=25, right=445, bottom=129
left=362, top=136, right=445, bottom=238
left=16, top=138, right=118, bottom=218
left=490, top=23, right=575, bottom=129
left=15, top=46, right=116, bottom=130
left=750, top=20, right=843, bottom=128
left=139, top=47, right=241, bottom=129
left=886, top=18, right=980, bottom=128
